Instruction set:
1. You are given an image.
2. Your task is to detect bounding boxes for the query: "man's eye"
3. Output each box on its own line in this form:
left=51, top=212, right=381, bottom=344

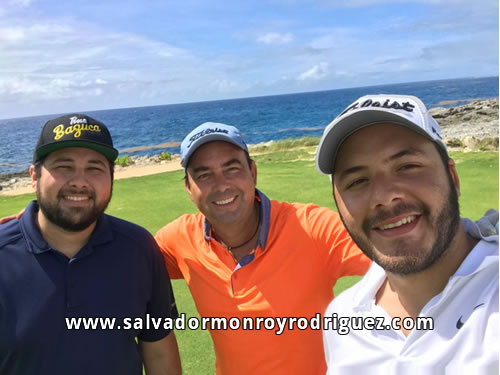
left=399, top=164, right=419, bottom=171
left=346, top=178, right=367, bottom=189
left=197, top=174, right=209, bottom=181
left=88, top=167, right=104, bottom=172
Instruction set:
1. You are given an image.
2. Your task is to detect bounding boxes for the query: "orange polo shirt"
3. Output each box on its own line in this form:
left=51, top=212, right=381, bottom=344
left=155, top=191, right=370, bottom=374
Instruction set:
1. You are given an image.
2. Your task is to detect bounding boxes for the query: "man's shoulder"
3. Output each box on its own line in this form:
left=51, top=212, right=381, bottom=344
left=156, top=212, right=205, bottom=237
left=326, top=280, right=365, bottom=317
left=462, top=216, right=499, bottom=244
left=104, top=214, right=156, bottom=244
left=0, top=218, right=23, bottom=250
left=326, top=291, right=357, bottom=319
left=326, top=263, right=384, bottom=316
left=271, top=200, right=339, bottom=220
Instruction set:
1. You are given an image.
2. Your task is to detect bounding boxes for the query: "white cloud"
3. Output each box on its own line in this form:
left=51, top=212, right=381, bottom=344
left=297, top=62, right=330, bottom=81
left=0, top=27, right=25, bottom=43
left=257, top=32, right=294, bottom=45
left=0, top=19, right=191, bottom=107
left=207, top=78, right=252, bottom=94
left=0, top=78, right=48, bottom=96
left=0, top=0, right=497, bottom=118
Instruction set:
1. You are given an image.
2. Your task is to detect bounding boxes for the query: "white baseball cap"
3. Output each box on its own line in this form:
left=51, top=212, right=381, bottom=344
left=315, top=94, right=447, bottom=175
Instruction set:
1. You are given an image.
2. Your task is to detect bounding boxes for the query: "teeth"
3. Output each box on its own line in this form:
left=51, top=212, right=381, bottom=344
left=66, top=196, right=89, bottom=201
left=214, top=197, right=236, bottom=205
left=379, top=215, right=416, bottom=230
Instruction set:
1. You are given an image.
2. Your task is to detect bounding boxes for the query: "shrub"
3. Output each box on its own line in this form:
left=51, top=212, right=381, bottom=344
left=159, top=152, right=172, bottom=161
left=446, top=138, right=464, bottom=148
left=115, top=155, right=132, bottom=167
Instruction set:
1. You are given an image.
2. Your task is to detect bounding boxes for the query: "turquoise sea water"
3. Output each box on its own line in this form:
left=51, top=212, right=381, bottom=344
left=0, top=76, right=498, bottom=174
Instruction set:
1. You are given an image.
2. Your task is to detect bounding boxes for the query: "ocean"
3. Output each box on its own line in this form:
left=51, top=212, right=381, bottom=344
left=0, top=76, right=498, bottom=174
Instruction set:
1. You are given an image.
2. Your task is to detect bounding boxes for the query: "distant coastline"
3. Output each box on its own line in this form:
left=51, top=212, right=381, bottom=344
left=1, top=98, right=497, bottom=196
left=1, top=76, right=497, bottom=176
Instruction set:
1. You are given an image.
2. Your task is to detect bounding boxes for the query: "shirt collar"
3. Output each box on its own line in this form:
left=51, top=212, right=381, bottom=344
left=203, top=188, right=271, bottom=251
left=20, top=200, right=51, bottom=254
left=351, top=218, right=499, bottom=310
left=20, top=200, right=113, bottom=257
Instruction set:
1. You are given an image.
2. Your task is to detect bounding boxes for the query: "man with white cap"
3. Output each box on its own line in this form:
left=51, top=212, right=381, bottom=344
left=316, top=95, right=498, bottom=373
left=155, top=122, right=372, bottom=375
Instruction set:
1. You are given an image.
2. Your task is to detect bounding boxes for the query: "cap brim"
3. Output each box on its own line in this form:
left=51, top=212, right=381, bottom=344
left=34, top=140, right=119, bottom=162
left=182, top=135, right=248, bottom=168
left=316, top=110, right=436, bottom=175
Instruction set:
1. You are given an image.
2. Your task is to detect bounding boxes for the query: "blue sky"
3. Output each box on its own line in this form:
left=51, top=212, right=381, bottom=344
left=0, top=0, right=498, bottom=119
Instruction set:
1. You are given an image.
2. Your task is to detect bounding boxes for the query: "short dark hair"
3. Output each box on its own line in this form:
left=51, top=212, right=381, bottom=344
left=434, top=142, right=450, bottom=170
left=33, top=157, right=45, bottom=179
left=33, top=156, right=115, bottom=180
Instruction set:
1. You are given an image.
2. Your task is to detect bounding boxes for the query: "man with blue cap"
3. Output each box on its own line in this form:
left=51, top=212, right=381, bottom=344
left=155, top=121, right=371, bottom=374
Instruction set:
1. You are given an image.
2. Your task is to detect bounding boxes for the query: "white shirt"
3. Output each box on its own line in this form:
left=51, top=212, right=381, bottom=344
left=323, top=218, right=499, bottom=375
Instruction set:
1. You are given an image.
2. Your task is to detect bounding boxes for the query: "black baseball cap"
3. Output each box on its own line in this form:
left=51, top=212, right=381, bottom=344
left=33, top=114, right=119, bottom=162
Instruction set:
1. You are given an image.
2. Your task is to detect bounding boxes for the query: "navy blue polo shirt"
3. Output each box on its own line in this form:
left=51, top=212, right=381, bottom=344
left=0, top=201, right=178, bottom=375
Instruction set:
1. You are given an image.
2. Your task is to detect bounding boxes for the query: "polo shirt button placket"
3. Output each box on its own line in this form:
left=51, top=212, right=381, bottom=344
left=66, top=259, right=81, bottom=313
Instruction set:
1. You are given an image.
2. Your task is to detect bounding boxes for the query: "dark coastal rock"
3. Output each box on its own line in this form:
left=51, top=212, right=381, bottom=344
left=0, top=170, right=30, bottom=185
left=430, top=99, right=498, bottom=140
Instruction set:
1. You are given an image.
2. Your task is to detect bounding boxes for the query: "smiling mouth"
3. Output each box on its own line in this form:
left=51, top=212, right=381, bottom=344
left=214, top=196, right=236, bottom=206
left=64, top=195, right=90, bottom=202
left=377, top=215, right=417, bottom=231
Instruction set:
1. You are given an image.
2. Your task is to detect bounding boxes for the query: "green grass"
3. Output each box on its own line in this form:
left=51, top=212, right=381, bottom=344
left=0, top=149, right=498, bottom=374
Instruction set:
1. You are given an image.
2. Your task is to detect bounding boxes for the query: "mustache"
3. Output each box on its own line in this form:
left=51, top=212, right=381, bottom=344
left=363, top=202, right=429, bottom=231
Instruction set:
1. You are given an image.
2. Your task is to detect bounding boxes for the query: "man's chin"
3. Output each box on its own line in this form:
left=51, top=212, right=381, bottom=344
left=52, top=214, right=97, bottom=232
left=371, top=247, right=439, bottom=275
left=349, top=233, right=433, bottom=274
left=41, top=203, right=108, bottom=232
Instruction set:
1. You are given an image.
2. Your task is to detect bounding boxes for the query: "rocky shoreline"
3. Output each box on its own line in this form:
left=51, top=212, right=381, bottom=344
left=1, top=98, right=498, bottom=194
left=430, top=98, right=498, bottom=150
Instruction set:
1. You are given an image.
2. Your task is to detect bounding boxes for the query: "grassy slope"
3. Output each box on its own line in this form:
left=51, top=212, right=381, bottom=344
left=0, top=147, right=498, bottom=374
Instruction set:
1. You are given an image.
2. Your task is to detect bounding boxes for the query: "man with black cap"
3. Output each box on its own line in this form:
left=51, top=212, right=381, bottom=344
left=0, top=114, right=181, bottom=375
left=155, top=122, right=372, bottom=374
left=316, top=95, right=498, bottom=373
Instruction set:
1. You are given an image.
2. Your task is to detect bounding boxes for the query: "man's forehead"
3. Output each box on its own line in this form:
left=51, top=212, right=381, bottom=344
left=188, top=141, right=246, bottom=167
left=334, top=124, right=434, bottom=172
left=340, top=123, right=431, bottom=152
left=45, top=147, right=108, bottom=163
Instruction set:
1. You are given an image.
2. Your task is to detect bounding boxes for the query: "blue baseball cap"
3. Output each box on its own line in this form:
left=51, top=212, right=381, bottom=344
left=180, top=122, right=249, bottom=168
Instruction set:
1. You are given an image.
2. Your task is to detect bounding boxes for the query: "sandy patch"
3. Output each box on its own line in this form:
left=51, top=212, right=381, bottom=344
left=0, top=160, right=183, bottom=197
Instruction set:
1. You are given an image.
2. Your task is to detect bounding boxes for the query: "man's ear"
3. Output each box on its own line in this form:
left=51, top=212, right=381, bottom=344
left=448, top=159, right=461, bottom=197
left=184, top=173, right=194, bottom=199
left=251, top=160, right=257, bottom=185
left=29, top=165, right=38, bottom=190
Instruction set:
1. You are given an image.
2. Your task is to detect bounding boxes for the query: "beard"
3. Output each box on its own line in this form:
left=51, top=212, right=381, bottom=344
left=338, top=176, right=460, bottom=275
left=37, top=186, right=112, bottom=232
